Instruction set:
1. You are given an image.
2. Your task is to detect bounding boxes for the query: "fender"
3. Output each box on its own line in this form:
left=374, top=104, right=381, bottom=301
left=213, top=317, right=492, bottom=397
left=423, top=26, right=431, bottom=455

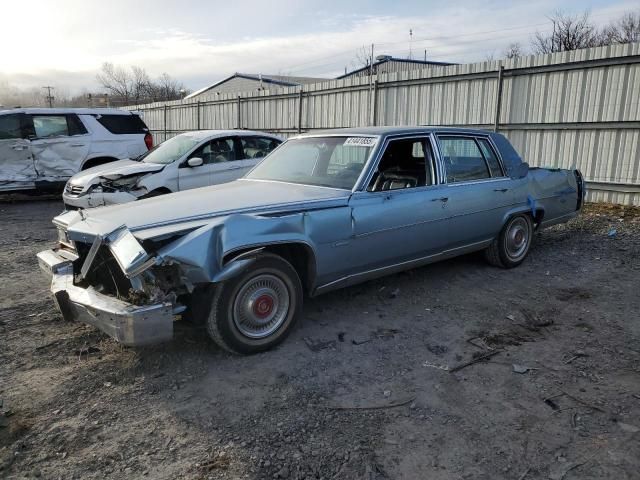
left=500, top=203, right=545, bottom=228
left=156, top=212, right=321, bottom=285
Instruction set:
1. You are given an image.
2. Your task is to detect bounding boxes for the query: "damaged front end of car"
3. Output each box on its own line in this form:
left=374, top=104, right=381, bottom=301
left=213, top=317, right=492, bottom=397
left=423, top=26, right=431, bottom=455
left=37, top=210, right=268, bottom=346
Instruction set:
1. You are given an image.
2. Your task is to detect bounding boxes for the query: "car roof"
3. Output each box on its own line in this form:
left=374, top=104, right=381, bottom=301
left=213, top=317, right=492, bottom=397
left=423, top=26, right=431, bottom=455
left=0, top=107, right=140, bottom=116
left=302, top=126, right=495, bottom=137
left=175, top=130, right=283, bottom=141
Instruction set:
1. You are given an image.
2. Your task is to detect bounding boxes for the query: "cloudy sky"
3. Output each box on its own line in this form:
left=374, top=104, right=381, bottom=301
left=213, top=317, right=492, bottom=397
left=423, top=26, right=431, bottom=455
left=1, top=0, right=637, bottom=94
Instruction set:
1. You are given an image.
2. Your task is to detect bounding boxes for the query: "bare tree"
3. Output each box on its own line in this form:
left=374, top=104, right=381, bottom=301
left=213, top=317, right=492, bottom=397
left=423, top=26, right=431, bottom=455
left=351, top=46, right=372, bottom=71
left=601, top=11, right=640, bottom=44
left=152, top=72, right=187, bottom=101
left=96, top=62, right=133, bottom=103
left=504, top=42, right=523, bottom=59
left=532, top=11, right=601, bottom=54
left=96, top=63, right=188, bottom=105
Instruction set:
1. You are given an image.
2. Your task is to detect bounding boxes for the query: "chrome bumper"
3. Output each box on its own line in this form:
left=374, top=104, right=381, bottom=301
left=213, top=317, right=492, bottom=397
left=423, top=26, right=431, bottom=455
left=37, top=249, right=174, bottom=346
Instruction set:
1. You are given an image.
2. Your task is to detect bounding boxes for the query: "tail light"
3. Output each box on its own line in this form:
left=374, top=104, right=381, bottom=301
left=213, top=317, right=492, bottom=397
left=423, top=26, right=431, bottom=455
left=144, top=132, right=153, bottom=150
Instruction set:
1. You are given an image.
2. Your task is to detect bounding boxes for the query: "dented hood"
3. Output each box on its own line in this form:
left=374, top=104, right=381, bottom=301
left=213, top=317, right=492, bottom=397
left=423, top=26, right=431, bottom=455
left=67, top=159, right=164, bottom=187
left=58, top=179, right=349, bottom=242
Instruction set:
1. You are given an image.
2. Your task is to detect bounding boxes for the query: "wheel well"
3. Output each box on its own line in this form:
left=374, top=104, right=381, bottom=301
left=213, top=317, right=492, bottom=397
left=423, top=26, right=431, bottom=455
left=225, top=243, right=316, bottom=294
left=82, top=157, right=118, bottom=170
left=533, top=209, right=544, bottom=226
left=142, top=187, right=172, bottom=196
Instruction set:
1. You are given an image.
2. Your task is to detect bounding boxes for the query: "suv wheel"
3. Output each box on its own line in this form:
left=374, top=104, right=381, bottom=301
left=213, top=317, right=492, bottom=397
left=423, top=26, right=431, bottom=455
left=206, top=253, right=302, bottom=354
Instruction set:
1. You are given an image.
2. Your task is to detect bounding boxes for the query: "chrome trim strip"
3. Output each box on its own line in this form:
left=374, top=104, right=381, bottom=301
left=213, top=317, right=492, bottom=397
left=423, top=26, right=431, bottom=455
left=314, top=238, right=492, bottom=295
left=444, top=177, right=511, bottom=187
left=240, top=178, right=349, bottom=192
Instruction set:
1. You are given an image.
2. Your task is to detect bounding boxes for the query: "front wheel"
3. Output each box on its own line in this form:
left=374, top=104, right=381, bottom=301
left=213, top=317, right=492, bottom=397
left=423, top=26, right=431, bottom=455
left=206, top=253, right=303, bottom=354
left=485, top=214, right=533, bottom=268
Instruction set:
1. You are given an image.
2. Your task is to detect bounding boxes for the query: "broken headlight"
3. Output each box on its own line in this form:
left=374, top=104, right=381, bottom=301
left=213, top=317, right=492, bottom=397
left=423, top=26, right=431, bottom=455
left=100, top=175, right=142, bottom=192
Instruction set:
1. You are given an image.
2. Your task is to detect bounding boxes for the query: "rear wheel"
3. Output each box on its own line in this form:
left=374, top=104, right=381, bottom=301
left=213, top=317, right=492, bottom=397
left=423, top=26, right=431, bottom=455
left=485, top=214, right=533, bottom=268
left=206, top=253, right=302, bottom=354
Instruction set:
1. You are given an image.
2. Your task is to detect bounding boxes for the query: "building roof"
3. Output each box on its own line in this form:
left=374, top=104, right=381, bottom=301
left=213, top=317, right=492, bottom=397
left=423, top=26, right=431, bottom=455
left=184, top=73, right=327, bottom=99
left=0, top=107, right=136, bottom=115
left=337, top=56, right=455, bottom=79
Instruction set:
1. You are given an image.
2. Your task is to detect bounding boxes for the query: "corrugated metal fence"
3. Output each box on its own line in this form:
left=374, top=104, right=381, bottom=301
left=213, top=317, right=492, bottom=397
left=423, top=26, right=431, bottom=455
left=128, top=43, right=640, bottom=205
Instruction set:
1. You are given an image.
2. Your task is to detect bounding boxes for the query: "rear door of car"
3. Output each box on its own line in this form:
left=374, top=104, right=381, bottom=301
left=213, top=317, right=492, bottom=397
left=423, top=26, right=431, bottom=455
left=27, top=114, right=91, bottom=181
left=238, top=135, right=281, bottom=173
left=436, top=134, right=513, bottom=248
left=0, top=113, right=35, bottom=189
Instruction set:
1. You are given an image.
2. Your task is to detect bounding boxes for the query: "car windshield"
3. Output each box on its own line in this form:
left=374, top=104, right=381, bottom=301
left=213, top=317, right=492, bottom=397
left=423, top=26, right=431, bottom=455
left=140, top=135, right=202, bottom=164
left=246, top=136, right=377, bottom=190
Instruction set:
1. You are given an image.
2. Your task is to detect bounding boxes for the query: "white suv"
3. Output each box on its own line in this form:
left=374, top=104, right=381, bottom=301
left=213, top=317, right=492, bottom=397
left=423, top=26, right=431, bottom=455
left=0, top=108, right=152, bottom=192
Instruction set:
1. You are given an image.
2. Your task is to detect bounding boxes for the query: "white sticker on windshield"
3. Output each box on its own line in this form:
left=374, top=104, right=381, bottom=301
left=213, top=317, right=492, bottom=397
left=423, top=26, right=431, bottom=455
left=344, top=137, right=376, bottom=147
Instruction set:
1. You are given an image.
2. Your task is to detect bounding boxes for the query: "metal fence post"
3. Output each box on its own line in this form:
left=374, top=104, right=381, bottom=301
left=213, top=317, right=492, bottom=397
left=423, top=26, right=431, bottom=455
left=372, top=80, right=379, bottom=126
left=494, top=65, right=505, bottom=132
left=237, top=95, right=241, bottom=129
left=197, top=101, right=201, bottom=130
left=298, top=89, right=304, bottom=133
left=163, top=104, right=168, bottom=141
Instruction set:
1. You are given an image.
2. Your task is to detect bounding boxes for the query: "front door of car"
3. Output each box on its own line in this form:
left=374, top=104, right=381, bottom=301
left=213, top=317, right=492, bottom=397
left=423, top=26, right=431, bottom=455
left=178, top=140, right=216, bottom=190
left=347, top=136, right=451, bottom=273
left=437, top=135, right=514, bottom=248
left=0, top=113, right=35, bottom=189
left=207, top=137, right=250, bottom=186
left=28, top=114, right=90, bottom=182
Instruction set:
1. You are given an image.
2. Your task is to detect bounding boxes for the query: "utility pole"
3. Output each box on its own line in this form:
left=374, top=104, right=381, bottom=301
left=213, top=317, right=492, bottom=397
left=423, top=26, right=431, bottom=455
left=369, top=43, right=374, bottom=126
left=42, top=86, right=55, bottom=107
left=409, top=29, right=413, bottom=59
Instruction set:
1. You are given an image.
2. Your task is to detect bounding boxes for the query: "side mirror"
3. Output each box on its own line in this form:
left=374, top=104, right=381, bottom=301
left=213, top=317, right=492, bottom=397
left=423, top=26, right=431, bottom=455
left=187, top=157, right=203, bottom=167
left=512, top=162, right=529, bottom=179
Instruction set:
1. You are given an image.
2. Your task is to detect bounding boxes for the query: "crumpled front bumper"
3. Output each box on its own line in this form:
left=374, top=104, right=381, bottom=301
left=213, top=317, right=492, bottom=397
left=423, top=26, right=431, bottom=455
left=62, top=190, right=139, bottom=209
left=37, top=249, right=174, bottom=346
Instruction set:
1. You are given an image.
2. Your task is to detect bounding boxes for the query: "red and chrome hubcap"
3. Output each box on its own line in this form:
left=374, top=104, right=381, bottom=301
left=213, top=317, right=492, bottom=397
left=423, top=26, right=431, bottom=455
left=253, top=294, right=275, bottom=319
left=233, top=274, right=290, bottom=339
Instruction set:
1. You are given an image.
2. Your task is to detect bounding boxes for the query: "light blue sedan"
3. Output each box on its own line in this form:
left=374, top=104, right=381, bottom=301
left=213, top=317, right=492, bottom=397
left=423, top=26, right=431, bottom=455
left=38, top=127, right=584, bottom=354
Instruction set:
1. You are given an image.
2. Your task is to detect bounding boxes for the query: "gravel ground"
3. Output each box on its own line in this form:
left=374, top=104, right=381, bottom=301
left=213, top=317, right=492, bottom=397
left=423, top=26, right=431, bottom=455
left=1, top=198, right=639, bottom=480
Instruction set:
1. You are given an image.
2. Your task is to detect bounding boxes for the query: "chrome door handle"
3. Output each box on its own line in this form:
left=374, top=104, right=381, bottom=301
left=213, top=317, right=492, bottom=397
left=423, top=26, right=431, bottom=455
left=11, top=145, right=26, bottom=151
left=70, top=143, right=85, bottom=147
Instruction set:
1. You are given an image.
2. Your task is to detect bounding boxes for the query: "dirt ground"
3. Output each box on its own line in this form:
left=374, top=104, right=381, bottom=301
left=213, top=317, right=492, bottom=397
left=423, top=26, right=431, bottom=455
left=1, top=197, right=639, bottom=480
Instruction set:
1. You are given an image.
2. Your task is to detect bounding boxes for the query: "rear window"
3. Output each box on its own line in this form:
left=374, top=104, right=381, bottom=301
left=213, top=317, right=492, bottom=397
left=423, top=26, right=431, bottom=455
left=0, top=114, right=23, bottom=139
left=95, top=114, right=148, bottom=134
left=240, top=136, right=281, bottom=159
left=439, top=136, right=490, bottom=183
left=30, top=114, right=88, bottom=138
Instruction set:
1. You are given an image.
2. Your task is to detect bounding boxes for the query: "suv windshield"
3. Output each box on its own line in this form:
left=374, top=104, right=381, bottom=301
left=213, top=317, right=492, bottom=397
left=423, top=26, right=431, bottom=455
left=140, top=135, right=201, bottom=164
left=246, top=136, right=376, bottom=189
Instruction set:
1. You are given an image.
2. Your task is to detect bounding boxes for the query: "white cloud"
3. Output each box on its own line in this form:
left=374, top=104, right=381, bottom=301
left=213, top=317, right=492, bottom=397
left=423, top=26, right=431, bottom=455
left=1, top=0, right=637, bottom=94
